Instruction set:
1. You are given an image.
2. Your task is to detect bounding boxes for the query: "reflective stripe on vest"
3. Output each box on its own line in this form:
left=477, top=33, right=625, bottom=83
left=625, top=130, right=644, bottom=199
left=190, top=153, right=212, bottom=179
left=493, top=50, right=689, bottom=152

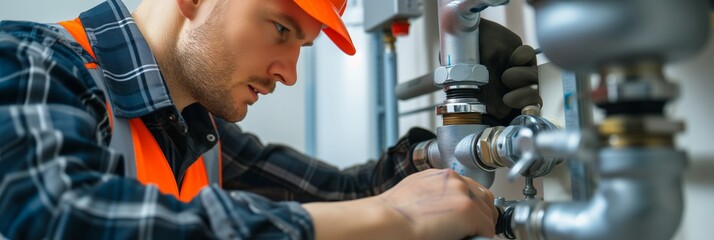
left=55, top=19, right=222, bottom=203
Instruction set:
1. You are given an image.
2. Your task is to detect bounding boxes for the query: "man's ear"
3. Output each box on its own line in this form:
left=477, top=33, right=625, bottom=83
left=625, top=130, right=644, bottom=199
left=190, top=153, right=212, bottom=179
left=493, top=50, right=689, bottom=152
left=176, top=0, right=200, bottom=19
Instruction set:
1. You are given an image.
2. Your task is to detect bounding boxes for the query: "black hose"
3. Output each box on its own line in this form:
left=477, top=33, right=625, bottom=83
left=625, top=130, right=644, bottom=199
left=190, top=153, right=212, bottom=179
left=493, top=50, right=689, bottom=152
left=496, top=207, right=516, bottom=239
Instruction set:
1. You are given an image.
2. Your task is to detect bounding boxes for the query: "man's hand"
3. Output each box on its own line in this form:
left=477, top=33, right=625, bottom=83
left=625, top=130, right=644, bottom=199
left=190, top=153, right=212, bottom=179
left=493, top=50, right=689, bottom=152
left=378, top=169, right=498, bottom=239
left=478, top=19, right=541, bottom=126
left=303, top=169, right=498, bottom=240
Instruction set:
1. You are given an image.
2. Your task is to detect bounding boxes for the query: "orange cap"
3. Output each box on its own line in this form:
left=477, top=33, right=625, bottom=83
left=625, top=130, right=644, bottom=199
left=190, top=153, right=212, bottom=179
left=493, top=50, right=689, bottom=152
left=293, top=0, right=356, bottom=55
left=391, top=21, right=411, bottom=37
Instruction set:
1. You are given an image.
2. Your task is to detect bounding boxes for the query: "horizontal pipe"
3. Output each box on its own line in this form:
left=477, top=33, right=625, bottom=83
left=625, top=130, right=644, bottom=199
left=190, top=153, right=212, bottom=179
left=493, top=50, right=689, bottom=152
left=395, top=73, right=440, bottom=100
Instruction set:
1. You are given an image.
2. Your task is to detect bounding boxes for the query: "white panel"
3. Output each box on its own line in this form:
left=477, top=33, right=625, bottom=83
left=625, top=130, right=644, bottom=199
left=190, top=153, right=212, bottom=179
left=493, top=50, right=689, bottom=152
left=667, top=29, right=714, bottom=240
left=395, top=0, right=440, bottom=136
left=0, top=0, right=140, bottom=22
left=239, top=56, right=307, bottom=152
left=312, top=2, right=373, bottom=168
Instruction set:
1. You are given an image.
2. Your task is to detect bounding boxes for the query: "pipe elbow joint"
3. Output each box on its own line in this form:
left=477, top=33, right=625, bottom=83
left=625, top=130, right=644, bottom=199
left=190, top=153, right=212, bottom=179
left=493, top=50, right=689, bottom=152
left=512, top=148, right=687, bottom=240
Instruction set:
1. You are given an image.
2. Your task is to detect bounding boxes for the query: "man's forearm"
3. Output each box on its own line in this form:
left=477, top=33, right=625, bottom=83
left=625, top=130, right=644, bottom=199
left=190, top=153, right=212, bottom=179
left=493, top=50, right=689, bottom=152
left=219, top=120, right=437, bottom=202
left=303, top=196, right=412, bottom=240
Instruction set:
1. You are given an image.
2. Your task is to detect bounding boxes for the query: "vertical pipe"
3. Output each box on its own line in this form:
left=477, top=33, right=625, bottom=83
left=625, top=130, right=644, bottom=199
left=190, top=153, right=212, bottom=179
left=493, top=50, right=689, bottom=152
left=438, top=0, right=482, bottom=67
left=383, top=32, right=400, bottom=147
left=304, top=46, right=317, bottom=156
left=370, top=31, right=386, bottom=159
left=561, top=71, right=594, bottom=200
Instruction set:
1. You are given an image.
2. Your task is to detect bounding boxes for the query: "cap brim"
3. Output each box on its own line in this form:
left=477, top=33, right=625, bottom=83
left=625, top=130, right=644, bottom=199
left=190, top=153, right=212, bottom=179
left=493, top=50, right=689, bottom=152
left=294, top=0, right=356, bottom=55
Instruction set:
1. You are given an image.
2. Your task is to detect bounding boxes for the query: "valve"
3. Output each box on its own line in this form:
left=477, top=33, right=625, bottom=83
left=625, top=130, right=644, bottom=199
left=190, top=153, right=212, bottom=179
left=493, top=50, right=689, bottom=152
left=472, top=113, right=566, bottom=180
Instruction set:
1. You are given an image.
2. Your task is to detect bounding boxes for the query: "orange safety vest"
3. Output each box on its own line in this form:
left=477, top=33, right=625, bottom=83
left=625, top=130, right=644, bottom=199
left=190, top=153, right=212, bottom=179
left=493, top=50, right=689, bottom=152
left=56, top=18, right=222, bottom=203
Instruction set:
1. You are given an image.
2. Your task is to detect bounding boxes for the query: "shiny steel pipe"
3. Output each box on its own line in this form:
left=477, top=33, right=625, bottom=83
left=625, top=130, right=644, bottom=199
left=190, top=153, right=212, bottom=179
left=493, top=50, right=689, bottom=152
left=434, top=0, right=507, bottom=87
left=528, top=0, right=710, bottom=72
left=437, top=0, right=484, bottom=67
left=512, top=148, right=687, bottom=240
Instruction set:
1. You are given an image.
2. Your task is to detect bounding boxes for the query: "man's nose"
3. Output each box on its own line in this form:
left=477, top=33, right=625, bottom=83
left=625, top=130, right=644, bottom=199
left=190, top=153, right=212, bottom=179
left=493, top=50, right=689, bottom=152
left=268, top=50, right=299, bottom=86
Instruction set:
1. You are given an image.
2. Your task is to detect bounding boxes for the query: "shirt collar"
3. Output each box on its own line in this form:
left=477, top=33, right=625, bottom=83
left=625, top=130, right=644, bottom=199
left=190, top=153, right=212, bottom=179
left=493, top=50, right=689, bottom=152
left=79, top=0, right=176, bottom=119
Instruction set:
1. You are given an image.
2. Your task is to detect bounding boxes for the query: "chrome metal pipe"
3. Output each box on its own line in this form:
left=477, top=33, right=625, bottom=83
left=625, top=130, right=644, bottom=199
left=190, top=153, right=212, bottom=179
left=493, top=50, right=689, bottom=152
left=529, top=0, right=710, bottom=72
left=437, top=0, right=482, bottom=66
left=436, top=0, right=508, bottom=66
left=434, top=0, right=507, bottom=87
left=512, top=148, right=687, bottom=240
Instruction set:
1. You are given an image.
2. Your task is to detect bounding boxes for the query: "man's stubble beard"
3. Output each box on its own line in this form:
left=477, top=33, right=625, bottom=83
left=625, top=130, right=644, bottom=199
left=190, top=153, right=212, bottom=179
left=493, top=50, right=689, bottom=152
left=171, top=21, right=243, bottom=121
left=163, top=2, right=278, bottom=122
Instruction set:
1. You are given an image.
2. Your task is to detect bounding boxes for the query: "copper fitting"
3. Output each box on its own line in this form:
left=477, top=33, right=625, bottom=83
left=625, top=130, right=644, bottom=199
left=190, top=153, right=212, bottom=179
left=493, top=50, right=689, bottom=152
left=442, top=113, right=482, bottom=125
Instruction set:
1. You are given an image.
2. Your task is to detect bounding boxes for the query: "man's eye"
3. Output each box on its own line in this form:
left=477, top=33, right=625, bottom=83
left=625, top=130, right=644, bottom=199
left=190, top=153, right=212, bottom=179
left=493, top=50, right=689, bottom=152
left=274, top=22, right=289, bottom=35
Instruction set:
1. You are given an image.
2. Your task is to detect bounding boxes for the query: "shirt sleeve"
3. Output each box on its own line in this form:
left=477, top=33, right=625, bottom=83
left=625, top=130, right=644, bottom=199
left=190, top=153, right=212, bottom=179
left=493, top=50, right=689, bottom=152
left=217, top=117, right=436, bottom=202
left=0, top=21, right=313, bottom=240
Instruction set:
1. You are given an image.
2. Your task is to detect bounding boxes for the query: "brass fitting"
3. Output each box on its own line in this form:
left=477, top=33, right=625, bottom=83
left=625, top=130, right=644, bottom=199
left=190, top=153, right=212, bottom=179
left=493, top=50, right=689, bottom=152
left=476, top=126, right=506, bottom=170
left=599, top=116, right=684, bottom=148
left=442, top=113, right=483, bottom=125
left=521, top=105, right=541, bottom=116
left=383, top=30, right=396, bottom=51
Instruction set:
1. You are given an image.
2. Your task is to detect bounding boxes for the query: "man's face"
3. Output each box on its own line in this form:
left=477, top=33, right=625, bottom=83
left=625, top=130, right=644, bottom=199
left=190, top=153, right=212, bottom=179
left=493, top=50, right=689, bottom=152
left=168, top=0, right=321, bottom=122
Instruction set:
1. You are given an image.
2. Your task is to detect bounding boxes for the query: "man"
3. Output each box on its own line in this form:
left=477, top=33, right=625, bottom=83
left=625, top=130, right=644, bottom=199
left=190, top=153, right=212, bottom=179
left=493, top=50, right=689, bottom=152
left=0, top=0, right=539, bottom=239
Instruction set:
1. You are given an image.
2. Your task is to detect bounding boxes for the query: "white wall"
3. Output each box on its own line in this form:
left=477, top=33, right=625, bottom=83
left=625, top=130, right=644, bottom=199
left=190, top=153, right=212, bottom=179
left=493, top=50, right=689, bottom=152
left=309, top=0, right=374, bottom=166
left=0, top=0, right=140, bottom=22
left=239, top=67, right=308, bottom=152
left=666, top=31, right=714, bottom=240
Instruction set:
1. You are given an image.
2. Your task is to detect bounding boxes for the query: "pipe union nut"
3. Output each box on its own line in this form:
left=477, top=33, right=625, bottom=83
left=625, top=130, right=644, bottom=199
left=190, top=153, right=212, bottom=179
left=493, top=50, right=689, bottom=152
left=477, top=126, right=506, bottom=169
left=495, top=126, right=523, bottom=166
left=434, top=64, right=489, bottom=86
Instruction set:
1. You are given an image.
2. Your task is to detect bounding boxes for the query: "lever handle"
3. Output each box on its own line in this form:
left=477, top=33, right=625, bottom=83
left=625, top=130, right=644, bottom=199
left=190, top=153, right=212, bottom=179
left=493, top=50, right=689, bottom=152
left=506, top=127, right=536, bottom=181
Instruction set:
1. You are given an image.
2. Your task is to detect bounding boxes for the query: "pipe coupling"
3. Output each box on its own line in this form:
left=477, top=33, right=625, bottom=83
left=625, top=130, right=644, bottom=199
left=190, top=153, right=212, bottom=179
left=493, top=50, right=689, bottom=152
left=476, top=126, right=508, bottom=169
left=412, top=139, right=443, bottom=170
left=412, top=140, right=435, bottom=171
left=511, top=201, right=548, bottom=240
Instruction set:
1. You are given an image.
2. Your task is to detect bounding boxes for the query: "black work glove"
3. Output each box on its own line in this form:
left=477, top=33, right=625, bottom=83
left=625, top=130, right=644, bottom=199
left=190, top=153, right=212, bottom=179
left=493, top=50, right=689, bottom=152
left=478, top=19, right=541, bottom=126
